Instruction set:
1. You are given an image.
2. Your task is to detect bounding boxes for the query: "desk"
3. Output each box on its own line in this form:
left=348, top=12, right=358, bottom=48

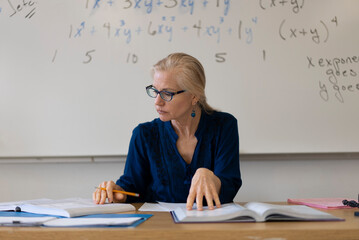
left=0, top=203, right=358, bottom=240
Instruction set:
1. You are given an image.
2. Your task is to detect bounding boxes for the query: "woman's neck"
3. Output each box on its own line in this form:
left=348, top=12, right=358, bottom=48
left=171, top=108, right=202, bottom=138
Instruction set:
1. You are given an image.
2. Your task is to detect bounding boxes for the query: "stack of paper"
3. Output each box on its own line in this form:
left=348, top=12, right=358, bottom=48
left=0, top=198, right=152, bottom=227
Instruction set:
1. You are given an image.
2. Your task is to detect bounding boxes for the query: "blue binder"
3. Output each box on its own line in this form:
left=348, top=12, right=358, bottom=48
left=0, top=211, right=152, bottom=228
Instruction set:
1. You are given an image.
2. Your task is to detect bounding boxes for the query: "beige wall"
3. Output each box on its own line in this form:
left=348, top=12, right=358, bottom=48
left=0, top=155, right=358, bottom=202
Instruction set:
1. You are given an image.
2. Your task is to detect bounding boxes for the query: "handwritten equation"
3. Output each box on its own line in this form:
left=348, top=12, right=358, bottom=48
left=85, top=0, right=232, bottom=16
left=259, top=0, right=305, bottom=14
left=67, top=17, right=257, bottom=44
left=1, top=0, right=341, bottom=60
left=58, top=0, right=259, bottom=64
left=279, top=17, right=338, bottom=44
left=1, top=0, right=357, bottom=104
left=69, top=0, right=254, bottom=45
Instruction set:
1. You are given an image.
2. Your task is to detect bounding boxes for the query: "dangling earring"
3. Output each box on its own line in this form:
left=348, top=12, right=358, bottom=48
left=191, top=100, right=198, bottom=118
left=191, top=108, right=196, bottom=118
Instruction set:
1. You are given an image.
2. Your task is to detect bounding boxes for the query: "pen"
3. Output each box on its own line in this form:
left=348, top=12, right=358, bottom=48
left=96, top=187, right=140, bottom=197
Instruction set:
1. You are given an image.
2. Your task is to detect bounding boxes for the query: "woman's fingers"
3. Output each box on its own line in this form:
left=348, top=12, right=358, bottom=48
left=187, top=168, right=222, bottom=211
left=93, top=181, right=116, bottom=204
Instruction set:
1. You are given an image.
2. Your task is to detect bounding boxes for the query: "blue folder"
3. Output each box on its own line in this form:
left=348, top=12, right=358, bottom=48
left=0, top=211, right=152, bottom=228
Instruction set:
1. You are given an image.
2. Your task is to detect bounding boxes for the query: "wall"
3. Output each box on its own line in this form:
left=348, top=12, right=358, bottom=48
left=1, top=155, right=357, bottom=202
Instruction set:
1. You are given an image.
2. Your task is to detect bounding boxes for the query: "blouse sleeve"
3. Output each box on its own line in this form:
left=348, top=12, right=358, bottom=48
left=213, top=114, right=242, bottom=203
left=116, top=125, right=151, bottom=202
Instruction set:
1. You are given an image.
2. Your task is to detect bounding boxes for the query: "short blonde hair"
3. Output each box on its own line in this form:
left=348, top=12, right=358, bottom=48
left=151, top=53, right=215, bottom=113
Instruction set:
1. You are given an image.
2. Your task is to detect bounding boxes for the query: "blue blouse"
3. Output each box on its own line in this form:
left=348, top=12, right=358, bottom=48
left=116, top=111, right=242, bottom=203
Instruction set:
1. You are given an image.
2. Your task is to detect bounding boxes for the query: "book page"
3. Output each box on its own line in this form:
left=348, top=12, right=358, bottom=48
left=244, top=202, right=276, bottom=216
left=173, top=203, right=257, bottom=222
left=20, top=198, right=135, bottom=217
left=0, top=199, right=52, bottom=211
left=244, top=202, right=342, bottom=221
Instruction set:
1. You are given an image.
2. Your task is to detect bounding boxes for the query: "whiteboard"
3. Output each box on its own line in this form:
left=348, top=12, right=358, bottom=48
left=1, top=0, right=358, bottom=157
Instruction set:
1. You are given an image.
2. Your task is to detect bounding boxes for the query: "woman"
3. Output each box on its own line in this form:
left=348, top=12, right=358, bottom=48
left=93, top=53, right=242, bottom=210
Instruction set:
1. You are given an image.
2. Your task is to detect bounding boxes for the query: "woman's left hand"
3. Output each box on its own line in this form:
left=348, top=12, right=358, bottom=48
left=186, top=168, right=221, bottom=211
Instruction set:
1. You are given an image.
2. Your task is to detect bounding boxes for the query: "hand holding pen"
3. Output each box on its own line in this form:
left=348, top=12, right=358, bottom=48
left=93, top=180, right=139, bottom=204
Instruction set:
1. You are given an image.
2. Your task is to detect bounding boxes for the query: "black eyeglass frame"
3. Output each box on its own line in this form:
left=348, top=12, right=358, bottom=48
left=145, top=85, right=186, bottom=102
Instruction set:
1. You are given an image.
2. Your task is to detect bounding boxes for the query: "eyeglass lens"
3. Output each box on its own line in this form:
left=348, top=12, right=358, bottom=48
left=146, top=87, right=173, bottom=101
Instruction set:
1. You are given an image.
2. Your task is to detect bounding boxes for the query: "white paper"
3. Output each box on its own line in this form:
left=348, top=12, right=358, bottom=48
left=43, top=217, right=142, bottom=227
left=138, top=203, right=169, bottom=212
left=0, top=216, right=57, bottom=226
left=158, top=202, right=189, bottom=211
left=138, top=202, right=189, bottom=212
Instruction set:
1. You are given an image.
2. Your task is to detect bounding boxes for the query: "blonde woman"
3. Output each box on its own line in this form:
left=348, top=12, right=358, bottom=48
left=93, top=53, right=241, bottom=211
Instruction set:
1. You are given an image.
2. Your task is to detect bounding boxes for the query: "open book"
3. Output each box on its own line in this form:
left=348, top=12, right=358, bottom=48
left=171, top=202, right=343, bottom=223
left=0, top=198, right=135, bottom=217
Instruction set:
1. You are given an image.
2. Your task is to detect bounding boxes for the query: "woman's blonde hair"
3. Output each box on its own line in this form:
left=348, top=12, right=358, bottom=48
left=151, top=53, right=216, bottom=114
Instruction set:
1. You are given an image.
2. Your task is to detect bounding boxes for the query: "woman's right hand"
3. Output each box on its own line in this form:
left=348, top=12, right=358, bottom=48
left=92, top=180, right=127, bottom=204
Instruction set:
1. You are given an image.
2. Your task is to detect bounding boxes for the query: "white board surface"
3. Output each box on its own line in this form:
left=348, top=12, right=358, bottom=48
left=0, top=0, right=358, bottom=157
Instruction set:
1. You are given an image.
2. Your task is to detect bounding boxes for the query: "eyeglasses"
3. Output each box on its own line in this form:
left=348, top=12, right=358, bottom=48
left=146, top=85, right=186, bottom=102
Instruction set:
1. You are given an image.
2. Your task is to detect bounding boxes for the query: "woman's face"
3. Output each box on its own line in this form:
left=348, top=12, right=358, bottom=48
left=152, top=70, right=194, bottom=122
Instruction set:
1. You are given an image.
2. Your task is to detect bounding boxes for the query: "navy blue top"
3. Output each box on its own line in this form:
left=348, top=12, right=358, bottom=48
left=116, top=111, right=242, bottom=203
